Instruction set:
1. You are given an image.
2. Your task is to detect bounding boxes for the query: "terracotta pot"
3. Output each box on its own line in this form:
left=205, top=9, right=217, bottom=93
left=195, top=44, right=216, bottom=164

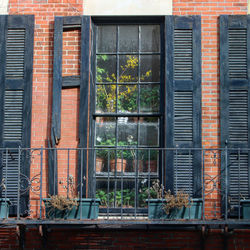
left=95, top=157, right=104, bottom=172
left=145, top=160, right=157, bottom=172
left=110, top=159, right=127, bottom=172
left=132, top=160, right=144, bottom=172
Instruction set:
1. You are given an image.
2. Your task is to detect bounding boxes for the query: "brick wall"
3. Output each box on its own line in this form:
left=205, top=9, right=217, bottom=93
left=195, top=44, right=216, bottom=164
left=5, top=0, right=250, bottom=249
left=1, top=228, right=250, bottom=249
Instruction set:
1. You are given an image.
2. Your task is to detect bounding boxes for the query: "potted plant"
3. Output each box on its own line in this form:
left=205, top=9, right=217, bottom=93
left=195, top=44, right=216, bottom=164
left=140, top=85, right=160, bottom=113
left=110, top=141, right=128, bottom=172
left=96, top=189, right=135, bottom=208
left=144, top=150, right=158, bottom=173
left=131, top=150, right=144, bottom=172
left=43, top=175, right=100, bottom=219
left=95, top=148, right=107, bottom=172
left=146, top=180, right=202, bottom=219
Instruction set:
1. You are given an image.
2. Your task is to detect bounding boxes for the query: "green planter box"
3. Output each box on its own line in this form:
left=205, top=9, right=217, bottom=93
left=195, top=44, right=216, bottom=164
left=147, top=198, right=203, bottom=219
left=240, top=200, right=250, bottom=219
left=0, top=198, right=11, bottom=219
left=43, top=198, right=100, bottom=219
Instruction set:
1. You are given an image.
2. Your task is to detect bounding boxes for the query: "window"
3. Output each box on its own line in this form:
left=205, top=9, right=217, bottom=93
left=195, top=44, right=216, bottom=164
left=51, top=16, right=201, bottom=206
left=94, top=23, right=161, bottom=209
left=0, top=15, right=34, bottom=215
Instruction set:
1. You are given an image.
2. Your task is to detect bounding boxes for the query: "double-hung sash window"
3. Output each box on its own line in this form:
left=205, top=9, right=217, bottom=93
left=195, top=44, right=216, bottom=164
left=94, top=23, right=161, bottom=199
left=51, top=16, right=201, bottom=205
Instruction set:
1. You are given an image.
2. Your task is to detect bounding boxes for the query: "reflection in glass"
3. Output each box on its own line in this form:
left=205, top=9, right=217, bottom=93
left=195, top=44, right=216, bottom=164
left=96, top=55, right=116, bottom=83
left=118, top=85, right=137, bottom=113
left=139, top=117, right=159, bottom=146
left=119, top=55, right=138, bottom=83
left=119, top=25, right=138, bottom=52
left=140, top=55, right=160, bottom=82
left=97, top=25, right=117, bottom=52
left=95, top=117, right=116, bottom=146
left=118, top=117, right=138, bottom=146
left=141, top=25, right=160, bottom=52
left=140, top=84, right=160, bottom=113
left=96, top=85, right=116, bottom=113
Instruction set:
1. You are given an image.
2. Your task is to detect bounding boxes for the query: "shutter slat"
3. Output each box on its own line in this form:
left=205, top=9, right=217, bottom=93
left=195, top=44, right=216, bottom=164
left=3, top=90, right=23, bottom=141
left=2, top=151, right=19, bottom=206
left=174, top=91, right=193, bottom=142
left=6, top=29, right=25, bottom=79
left=228, top=29, right=247, bottom=79
left=229, top=90, right=248, bottom=143
left=229, top=154, right=249, bottom=206
left=174, top=154, right=193, bottom=196
left=174, top=29, right=193, bottom=80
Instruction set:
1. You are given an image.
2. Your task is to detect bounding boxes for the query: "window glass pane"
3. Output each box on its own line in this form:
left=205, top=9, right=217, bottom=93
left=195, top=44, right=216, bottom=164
left=96, top=85, right=116, bottom=113
left=140, top=84, right=160, bottom=113
left=97, top=25, right=116, bottom=52
left=119, top=25, right=138, bottom=52
left=118, top=85, right=137, bottom=113
left=96, top=55, right=116, bottom=83
left=119, top=55, right=138, bottom=83
left=96, top=181, right=136, bottom=207
left=143, top=149, right=159, bottom=173
left=118, top=117, right=138, bottom=146
left=139, top=117, right=159, bottom=146
left=141, top=25, right=160, bottom=52
left=140, top=55, right=160, bottom=82
left=95, top=117, right=116, bottom=146
left=95, top=23, right=161, bottom=178
left=96, top=179, right=159, bottom=207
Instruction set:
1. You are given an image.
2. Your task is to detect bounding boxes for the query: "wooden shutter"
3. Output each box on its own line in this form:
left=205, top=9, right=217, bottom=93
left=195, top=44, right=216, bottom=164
left=220, top=15, right=250, bottom=214
left=51, top=16, right=91, bottom=196
left=165, top=16, right=201, bottom=197
left=0, top=15, right=34, bottom=215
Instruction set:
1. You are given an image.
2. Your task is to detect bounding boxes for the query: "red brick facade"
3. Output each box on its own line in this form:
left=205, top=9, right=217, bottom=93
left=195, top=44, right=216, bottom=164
left=3, top=0, right=250, bottom=249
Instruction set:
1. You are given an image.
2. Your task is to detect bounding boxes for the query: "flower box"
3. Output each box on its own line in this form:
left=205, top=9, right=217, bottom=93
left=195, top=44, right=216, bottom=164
left=43, top=198, right=100, bottom=220
left=0, top=198, right=11, bottom=219
left=240, top=199, right=250, bottom=219
left=147, top=198, right=202, bottom=219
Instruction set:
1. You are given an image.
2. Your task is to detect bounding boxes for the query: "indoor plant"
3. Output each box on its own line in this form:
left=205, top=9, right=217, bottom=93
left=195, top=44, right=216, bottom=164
left=144, top=150, right=158, bottom=173
left=95, top=148, right=107, bottom=172
left=96, top=189, right=135, bottom=208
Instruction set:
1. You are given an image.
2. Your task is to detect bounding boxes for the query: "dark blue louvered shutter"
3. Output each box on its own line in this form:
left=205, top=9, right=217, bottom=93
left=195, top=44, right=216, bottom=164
left=50, top=16, right=91, bottom=197
left=220, top=15, right=250, bottom=215
left=165, top=16, right=201, bottom=197
left=0, top=15, right=34, bottom=215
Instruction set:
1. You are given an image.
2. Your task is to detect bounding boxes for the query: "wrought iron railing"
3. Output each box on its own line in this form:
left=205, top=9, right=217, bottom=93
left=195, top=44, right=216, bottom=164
left=0, top=147, right=249, bottom=222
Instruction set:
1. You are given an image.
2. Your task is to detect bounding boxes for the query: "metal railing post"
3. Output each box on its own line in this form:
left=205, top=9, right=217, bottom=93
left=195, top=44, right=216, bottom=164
left=225, top=145, right=228, bottom=220
left=39, top=146, right=43, bottom=219
left=17, top=146, right=21, bottom=220
left=202, top=148, right=205, bottom=220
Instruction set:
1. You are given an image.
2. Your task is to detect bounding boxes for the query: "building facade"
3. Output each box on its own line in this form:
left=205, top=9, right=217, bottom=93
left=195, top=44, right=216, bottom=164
left=0, top=0, right=249, bottom=248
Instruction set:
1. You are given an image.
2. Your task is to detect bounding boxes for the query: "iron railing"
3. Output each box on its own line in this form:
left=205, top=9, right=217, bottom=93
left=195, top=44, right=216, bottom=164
left=0, top=147, right=249, bottom=222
